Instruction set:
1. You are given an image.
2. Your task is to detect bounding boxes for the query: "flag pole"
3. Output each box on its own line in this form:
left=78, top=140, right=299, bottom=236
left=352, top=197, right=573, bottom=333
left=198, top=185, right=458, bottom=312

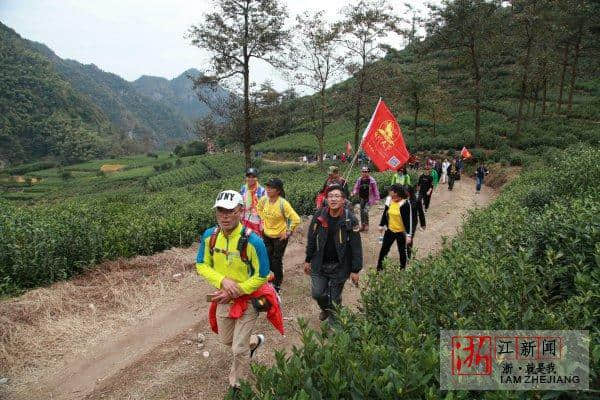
left=343, top=97, right=382, bottom=183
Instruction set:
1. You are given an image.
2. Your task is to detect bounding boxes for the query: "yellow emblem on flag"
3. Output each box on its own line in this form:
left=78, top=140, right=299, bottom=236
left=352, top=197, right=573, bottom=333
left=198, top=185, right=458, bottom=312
left=376, top=120, right=396, bottom=149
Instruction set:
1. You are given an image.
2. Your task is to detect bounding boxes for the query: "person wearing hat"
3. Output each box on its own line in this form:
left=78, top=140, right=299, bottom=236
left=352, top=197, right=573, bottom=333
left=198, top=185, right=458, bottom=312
left=196, top=190, right=271, bottom=391
left=257, top=178, right=301, bottom=294
left=351, top=166, right=380, bottom=232
left=240, top=167, right=266, bottom=235
left=315, top=166, right=349, bottom=209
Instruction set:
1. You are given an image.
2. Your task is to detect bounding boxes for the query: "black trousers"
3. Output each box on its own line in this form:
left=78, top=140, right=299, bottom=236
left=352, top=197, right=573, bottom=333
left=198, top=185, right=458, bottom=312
left=421, top=191, right=432, bottom=210
left=377, top=230, right=408, bottom=270
left=448, top=176, right=455, bottom=191
left=311, top=269, right=347, bottom=312
left=359, top=198, right=369, bottom=226
left=263, top=235, right=288, bottom=292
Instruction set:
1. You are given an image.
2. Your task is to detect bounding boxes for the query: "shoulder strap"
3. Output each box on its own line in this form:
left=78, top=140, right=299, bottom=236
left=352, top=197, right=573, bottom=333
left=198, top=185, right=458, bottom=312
left=237, top=226, right=253, bottom=267
left=209, top=226, right=220, bottom=255
left=279, top=198, right=291, bottom=230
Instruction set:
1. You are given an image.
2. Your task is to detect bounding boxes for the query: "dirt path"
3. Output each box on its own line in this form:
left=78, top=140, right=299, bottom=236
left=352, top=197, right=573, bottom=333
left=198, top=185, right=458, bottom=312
left=1, top=177, right=495, bottom=400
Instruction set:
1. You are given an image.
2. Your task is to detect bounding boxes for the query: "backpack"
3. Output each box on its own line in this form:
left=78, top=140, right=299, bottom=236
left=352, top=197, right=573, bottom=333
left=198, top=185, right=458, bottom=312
left=208, top=225, right=253, bottom=273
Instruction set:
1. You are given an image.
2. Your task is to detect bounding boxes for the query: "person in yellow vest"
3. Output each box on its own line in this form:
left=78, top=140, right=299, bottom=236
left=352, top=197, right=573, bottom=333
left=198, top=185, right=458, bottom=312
left=257, top=178, right=301, bottom=294
left=377, top=184, right=413, bottom=271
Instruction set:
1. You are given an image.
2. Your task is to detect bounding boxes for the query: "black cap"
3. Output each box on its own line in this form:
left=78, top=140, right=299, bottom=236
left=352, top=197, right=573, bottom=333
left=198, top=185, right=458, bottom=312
left=266, top=177, right=283, bottom=191
left=245, top=167, right=258, bottom=177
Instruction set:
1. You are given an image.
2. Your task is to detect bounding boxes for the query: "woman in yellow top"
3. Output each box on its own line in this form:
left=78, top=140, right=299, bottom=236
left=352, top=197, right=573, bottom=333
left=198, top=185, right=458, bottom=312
left=377, top=184, right=413, bottom=271
left=257, top=178, right=301, bottom=293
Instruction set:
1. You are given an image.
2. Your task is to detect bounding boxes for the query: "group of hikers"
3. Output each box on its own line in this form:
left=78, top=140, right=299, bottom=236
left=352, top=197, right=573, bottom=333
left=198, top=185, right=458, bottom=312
left=195, top=158, right=489, bottom=393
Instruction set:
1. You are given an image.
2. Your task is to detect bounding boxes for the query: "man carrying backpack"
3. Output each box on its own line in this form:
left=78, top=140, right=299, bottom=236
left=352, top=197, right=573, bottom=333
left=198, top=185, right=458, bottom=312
left=351, top=166, right=380, bottom=232
left=240, top=168, right=266, bottom=234
left=417, top=166, right=435, bottom=211
left=303, top=185, right=363, bottom=324
left=196, top=190, right=282, bottom=393
left=315, top=166, right=349, bottom=209
left=475, top=162, right=489, bottom=194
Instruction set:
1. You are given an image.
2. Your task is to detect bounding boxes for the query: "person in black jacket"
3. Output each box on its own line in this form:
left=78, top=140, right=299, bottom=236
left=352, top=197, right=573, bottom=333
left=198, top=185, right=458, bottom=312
left=417, top=166, right=434, bottom=210
left=303, top=185, right=362, bottom=323
left=404, top=185, right=426, bottom=260
left=447, top=160, right=459, bottom=191
left=377, top=184, right=413, bottom=270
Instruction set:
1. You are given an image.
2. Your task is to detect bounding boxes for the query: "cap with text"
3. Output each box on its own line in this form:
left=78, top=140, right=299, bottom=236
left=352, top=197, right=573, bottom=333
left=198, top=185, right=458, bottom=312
left=213, top=190, right=243, bottom=209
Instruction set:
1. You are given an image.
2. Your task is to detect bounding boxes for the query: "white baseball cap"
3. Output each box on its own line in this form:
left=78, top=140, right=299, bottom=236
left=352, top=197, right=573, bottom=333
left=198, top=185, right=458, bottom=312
left=213, top=190, right=243, bottom=209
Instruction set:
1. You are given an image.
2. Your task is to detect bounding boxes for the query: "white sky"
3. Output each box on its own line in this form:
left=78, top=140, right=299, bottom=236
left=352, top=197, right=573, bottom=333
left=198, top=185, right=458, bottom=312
left=1, top=0, right=432, bottom=91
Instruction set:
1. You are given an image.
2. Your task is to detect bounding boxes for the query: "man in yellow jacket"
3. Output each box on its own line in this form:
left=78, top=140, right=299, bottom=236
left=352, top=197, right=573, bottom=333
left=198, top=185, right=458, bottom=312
left=196, top=190, right=270, bottom=391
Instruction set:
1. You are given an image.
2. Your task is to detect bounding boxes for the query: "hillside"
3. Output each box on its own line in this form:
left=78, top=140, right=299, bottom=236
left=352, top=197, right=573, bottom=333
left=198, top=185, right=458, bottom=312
left=0, top=23, right=113, bottom=166
left=0, top=22, right=227, bottom=166
left=132, top=68, right=228, bottom=121
left=25, top=37, right=195, bottom=149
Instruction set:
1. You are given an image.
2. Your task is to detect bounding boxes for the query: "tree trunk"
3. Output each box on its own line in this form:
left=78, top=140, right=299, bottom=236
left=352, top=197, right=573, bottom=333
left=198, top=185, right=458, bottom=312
left=541, top=77, right=547, bottom=115
left=516, top=34, right=532, bottom=137
left=556, top=44, right=569, bottom=113
left=242, top=8, right=251, bottom=168
left=532, top=85, right=540, bottom=118
left=567, top=26, right=583, bottom=112
left=353, top=66, right=366, bottom=152
left=469, top=37, right=481, bottom=147
left=413, top=94, right=419, bottom=136
left=318, top=89, right=326, bottom=170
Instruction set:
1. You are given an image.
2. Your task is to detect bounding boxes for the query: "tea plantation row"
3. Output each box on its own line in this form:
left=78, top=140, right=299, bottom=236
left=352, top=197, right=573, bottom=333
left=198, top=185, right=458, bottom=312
left=0, top=163, right=391, bottom=294
left=237, top=146, right=600, bottom=400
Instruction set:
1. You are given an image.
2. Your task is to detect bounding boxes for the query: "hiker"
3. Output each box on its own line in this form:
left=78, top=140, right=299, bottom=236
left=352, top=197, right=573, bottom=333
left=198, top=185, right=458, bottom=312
left=447, top=160, right=459, bottom=191
left=475, top=162, right=489, bottom=194
left=417, top=166, right=435, bottom=211
left=404, top=185, right=426, bottom=260
left=455, top=157, right=463, bottom=180
left=441, top=158, right=450, bottom=184
left=240, top=168, right=266, bottom=234
left=434, top=159, right=443, bottom=182
left=431, top=165, right=439, bottom=189
left=315, top=165, right=349, bottom=209
left=196, top=190, right=283, bottom=393
left=257, top=178, right=301, bottom=294
left=377, top=184, right=412, bottom=270
left=303, top=185, right=362, bottom=324
left=351, top=166, right=380, bottom=232
left=391, top=165, right=411, bottom=186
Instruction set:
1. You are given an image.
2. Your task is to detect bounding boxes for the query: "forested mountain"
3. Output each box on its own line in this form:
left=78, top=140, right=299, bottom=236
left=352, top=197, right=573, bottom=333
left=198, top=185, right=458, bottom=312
left=0, top=22, right=223, bottom=166
left=0, top=23, right=113, bottom=165
left=132, top=68, right=228, bottom=121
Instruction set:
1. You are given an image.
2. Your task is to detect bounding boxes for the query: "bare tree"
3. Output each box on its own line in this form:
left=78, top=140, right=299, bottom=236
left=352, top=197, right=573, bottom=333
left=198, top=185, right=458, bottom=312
left=339, top=0, right=400, bottom=151
left=187, top=0, right=289, bottom=167
left=286, top=10, right=345, bottom=168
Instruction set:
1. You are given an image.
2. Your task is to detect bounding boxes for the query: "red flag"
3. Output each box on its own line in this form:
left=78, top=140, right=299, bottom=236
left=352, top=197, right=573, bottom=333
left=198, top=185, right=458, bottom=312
left=461, top=146, right=472, bottom=159
left=360, top=99, right=409, bottom=171
left=346, top=141, right=352, bottom=155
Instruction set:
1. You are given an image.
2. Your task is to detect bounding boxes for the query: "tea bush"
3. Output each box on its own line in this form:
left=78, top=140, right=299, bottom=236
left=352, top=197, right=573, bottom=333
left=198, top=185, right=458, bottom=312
left=147, top=162, right=213, bottom=191
left=237, top=146, right=600, bottom=399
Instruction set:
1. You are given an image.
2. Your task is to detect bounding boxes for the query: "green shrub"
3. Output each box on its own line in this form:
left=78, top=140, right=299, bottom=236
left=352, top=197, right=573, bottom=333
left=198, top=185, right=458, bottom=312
left=237, top=146, right=600, bottom=399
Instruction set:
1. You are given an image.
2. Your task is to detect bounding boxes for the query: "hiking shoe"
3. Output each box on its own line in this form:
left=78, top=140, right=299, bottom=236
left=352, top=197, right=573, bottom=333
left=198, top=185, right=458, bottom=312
left=228, top=386, right=241, bottom=400
left=250, top=334, right=265, bottom=358
left=319, top=310, right=329, bottom=321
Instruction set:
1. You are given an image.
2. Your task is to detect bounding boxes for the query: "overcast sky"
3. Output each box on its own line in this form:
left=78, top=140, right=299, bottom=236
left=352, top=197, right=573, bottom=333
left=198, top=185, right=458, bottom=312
left=1, top=0, right=432, bottom=91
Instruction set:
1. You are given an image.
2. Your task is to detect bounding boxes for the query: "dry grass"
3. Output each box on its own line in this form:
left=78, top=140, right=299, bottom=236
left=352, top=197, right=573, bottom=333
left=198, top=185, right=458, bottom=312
left=100, top=164, right=125, bottom=172
left=0, top=247, right=197, bottom=392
